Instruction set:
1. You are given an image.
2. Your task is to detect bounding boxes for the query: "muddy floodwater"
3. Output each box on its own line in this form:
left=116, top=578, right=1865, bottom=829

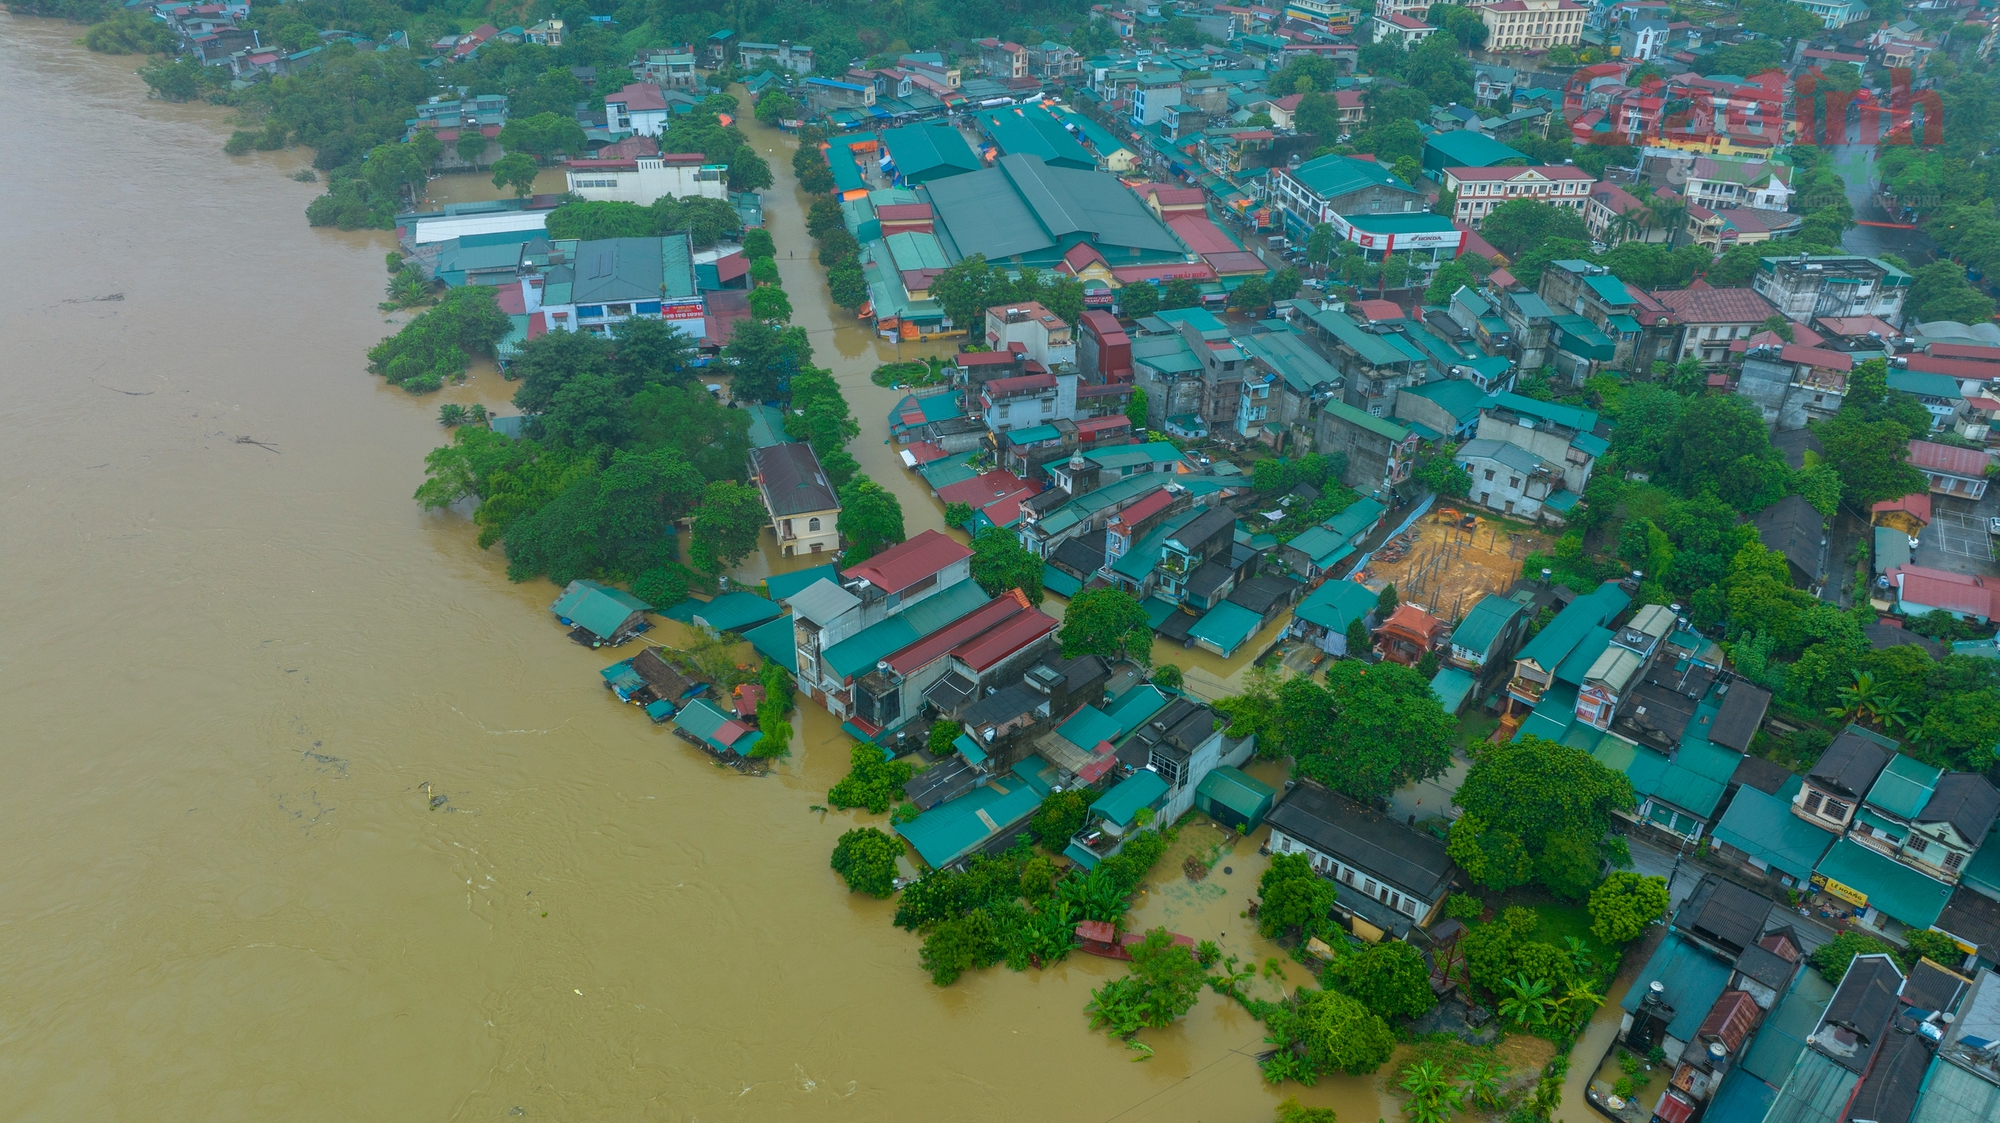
left=0, top=17, right=1391, bottom=1120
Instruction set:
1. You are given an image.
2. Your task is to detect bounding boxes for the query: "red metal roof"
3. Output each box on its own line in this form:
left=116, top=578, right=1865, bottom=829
left=956, top=351, right=1021, bottom=367
left=875, top=203, right=935, bottom=221
left=1903, top=354, right=1997, bottom=380
left=840, top=529, right=972, bottom=594
left=953, top=605, right=1059, bottom=671
left=1355, top=299, right=1405, bottom=323
left=885, top=593, right=1028, bottom=674
left=902, top=440, right=947, bottom=464
left=713, top=251, right=749, bottom=282
left=1909, top=440, right=1994, bottom=478
left=1075, top=415, right=1133, bottom=439
left=1108, top=487, right=1176, bottom=532
left=1167, top=214, right=1240, bottom=255
left=1652, top=1091, right=1696, bottom=1123
left=608, top=82, right=668, bottom=111
left=1780, top=344, right=1852, bottom=370
left=1929, top=342, right=2000, bottom=363
left=1814, top=315, right=1898, bottom=339
left=1891, top=565, right=1999, bottom=619
left=1651, top=286, right=1777, bottom=324
left=984, top=372, right=1058, bottom=396
left=935, top=469, right=1035, bottom=509
left=1697, top=989, right=1762, bottom=1053
left=494, top=283, right=528, bottom=315
left=1872, top=491, right=1932, bottom=526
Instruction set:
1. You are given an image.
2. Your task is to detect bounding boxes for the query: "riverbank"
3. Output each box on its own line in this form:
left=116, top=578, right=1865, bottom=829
left=0, top=16, right=1395, bottom=1120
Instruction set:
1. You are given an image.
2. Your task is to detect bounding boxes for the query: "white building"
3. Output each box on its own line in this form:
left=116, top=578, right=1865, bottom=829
left=605, top=82, right=671, bottom=137
left=985, top=301, right=1078, bottom=368
left=1441, top=164, right=1595, bottom=229
left=564, top=142, right=729, bottom=206
left=531, top=235, right=707, bottom=341
left=1372, top=12, right=1438, bottom=47
left=1752, top=254, right=1911, bottom=327
left=1480, top=0, right=1588, bottom=51
left=1456, top=437, right=1566, bottom=521
left=1236, top=371, right=1273, bottom=443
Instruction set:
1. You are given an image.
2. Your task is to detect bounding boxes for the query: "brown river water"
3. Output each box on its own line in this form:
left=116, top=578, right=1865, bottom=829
left=0, top=17, right=1391, bottom=1120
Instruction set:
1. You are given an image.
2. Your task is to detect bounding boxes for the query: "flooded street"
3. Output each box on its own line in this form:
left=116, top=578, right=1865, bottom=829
left=0, top=18, right=1386, bottom=1121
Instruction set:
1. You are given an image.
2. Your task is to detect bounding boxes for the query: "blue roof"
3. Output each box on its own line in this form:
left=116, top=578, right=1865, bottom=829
left=1620, top=931, right=1733, bottom=1042
left=1092, top=769, right=1171, bottom=827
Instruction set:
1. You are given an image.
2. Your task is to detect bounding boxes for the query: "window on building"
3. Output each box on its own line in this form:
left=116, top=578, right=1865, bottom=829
left=808, top=517, right=820, bottom=532
left=1804, top=791, right=1824, bottom=813
left=1484, top=469, right=1496, bottom=480
left=1823, top=799, right=1849, bottom=821
left=1908, top=835, right=1929, bottom=853
left=1945, top=851, right=1965, bottom=870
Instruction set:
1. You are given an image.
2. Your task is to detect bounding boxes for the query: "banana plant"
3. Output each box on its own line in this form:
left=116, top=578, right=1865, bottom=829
left=1458, top=1062, right=1509, bottom=1110
left=1497, top=974, right=1555, bottom=1027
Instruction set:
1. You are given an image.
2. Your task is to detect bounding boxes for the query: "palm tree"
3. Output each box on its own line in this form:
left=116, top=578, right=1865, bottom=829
left=1829, top=670, right=1917, bottom=731
left=1498, top=975, right=1555, bottom=1027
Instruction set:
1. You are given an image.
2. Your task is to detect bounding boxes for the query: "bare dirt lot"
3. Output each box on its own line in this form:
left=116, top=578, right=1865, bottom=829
left=1357, top=508, right=1550, bottom=625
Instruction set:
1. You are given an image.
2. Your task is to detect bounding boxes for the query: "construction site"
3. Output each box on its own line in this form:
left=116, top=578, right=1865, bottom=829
left=1353, top=507, right=1550, bottom=628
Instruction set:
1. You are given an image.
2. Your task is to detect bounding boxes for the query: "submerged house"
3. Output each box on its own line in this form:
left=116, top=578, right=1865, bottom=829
left=550, top=579, right=651, bottom=646
left=1265, top=780, right=1458, bottom=939
left=672, top=697, right=764, bottom=758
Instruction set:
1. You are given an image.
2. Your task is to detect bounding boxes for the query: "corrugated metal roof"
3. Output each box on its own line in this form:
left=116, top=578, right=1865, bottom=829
left=1712, top=785, right=1836, bottom=881
left=1814, top=838, right=1953, bottom=929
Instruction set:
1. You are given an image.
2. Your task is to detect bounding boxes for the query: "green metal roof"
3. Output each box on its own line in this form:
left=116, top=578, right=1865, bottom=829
left=1310, top=307, right=1417, bottom=367
left=1190, top=601, right=1263, bottom=656
left=895, top=770, right=1045, bottom=868
left=674, top=697, right=760, bottom=755
left=881, top=122, right=982, bottom=181
left=1040, top=563, right=1082, bottom=598
left=1487, top=391, right=1599, bottom=435
left=1431, top=666, right=1477, bottom=712
left=1423, top=130, right=1526, bottom=168
left=1288, top=152, right=1417, bottom=199
left=1582, top=274, right=1636, bottom=306
left=1286, top=525, right=1349, bottom=567
left=1741, top=968, right=1836, bottom=1086
left=692, top=591, right=782, bottom=634
left=1056, top=705, right=1122, bottom=752
left=1111, top=507, right=1202, bottom=581
left=1325, top=496, right=1385, bottom=538
left=1765, top=1050, right=1861, bottom=1123
left=1617, top=931, right=1733, bottom=1043
left=1293, top=578, right=1376, bottom=632
left=1962, top=826, right=2000, bottom=898
left=1087, top=441, right=1187, bottom=472
left=1195, top=765, right=1275, bottom=822
left=820, top=579, right=986, bottom=680
left=1093, top=769, right=1171, bottom=827
left=1912, top=1052, right=2000, bottom=1122
left=1814, top=838, right=1954, bottom=929
left=1450, top=594, right=1524, bottom=659
left=1342, top=212, right=1459, bottom=235
left=1321, top=398, right=1412, bottom=443
left=1555, top=626, right=1615, bottom=687
left=977, top=105, right=1096, bottom=169
left=1514, top=581, right=1631, bottom=673
left=1865, top=753, right=1942, bottom=820
left=1006, top=423, right=1061, bottom=444
left=1606, top=313, right=1643, bottom=334
left=552, top=579, right=650, bottom=640
left=1886, top=369, right=1963, bottom=400
left=1108, top=686, right=1170, bottom=736
left=739, top=614, right=796, bottom=671
left=1711, top=785, right=1837, bottom=882
left=767, top=564, right=841, bottom=602
left=1399, top=379, right=1491, bottom=425
left=953, top=731, right=987, bottom=767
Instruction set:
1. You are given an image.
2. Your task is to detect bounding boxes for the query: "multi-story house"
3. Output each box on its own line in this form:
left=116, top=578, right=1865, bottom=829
left=1651, top=285, right=1781, bottom=367
left=1753, top=254, right=1911, bottom=327
left=1445, top=591, right=1533, bottom=701
left=1270, top=153, right=1427, bottom=239
left=1851, top=755, right=2000, bottom=884
left=1456, top=438, right=1570, bottom=522
left=1236, top=371, right=1274, bottom=445
left=635, top=50, right=699, bottom=90
left=736, top=40, right=814, bottom=74
left=564, top=139, right=729, bottom=206
left=986, top=302, right=1078, bottom=368
left=1791, top=726, right=1896, bottom=835
left=1154, top=504, right=1241, bottom=612
left=533, top=235, right=708, bottom=341
left=1503, top=580, right=1633, bottom=714
left=1317, top=402, right=1420, bottom=493
left=785, top=530, right=976, bottom=716
left=1585, top=181, right=1671, bottom=245
left=1266, top=780, right=1459, bottom=936
left=1372, top=12, right=1438, bottom=46
left=748, top=443, right=841, bottom=558
left=1442, top=165, right=1596, bottom=229
left=1027, top=40, right=1082, bottom=79
left=803, top=76, right=876, bottom=116
left=1574, top=603, right=1677, bottom=730
left=848, top=590, right=1060, bottom=741
left=604, top=82, right=671, bottom=137
left=1480, top=0, right=1588, bottom=52
left=1064, top=694, right=1249, bottom=868
left=980, top=370, right=1079, bottom=435
left=1538, top=258, right=1675, bottom=375
left=976, top=38, right=1029, bottom=80
left=1672, top=154, right=1794, bottom=211
left=1473, top=392, right=1605, bottom=496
